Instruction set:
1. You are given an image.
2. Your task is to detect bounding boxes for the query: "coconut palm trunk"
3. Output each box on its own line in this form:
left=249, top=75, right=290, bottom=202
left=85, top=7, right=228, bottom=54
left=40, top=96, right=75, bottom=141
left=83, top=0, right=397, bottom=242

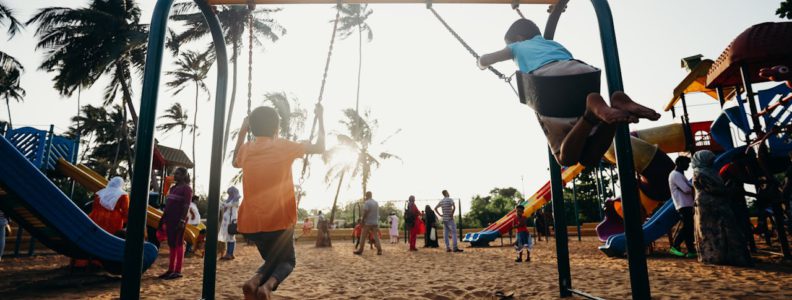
left=5, top=96, right=11, bottom=130
left=222, top=43, right=240, bottom=160
left=193, top=82, right=199, bottom=191
left=329, top=171, right=346, bottom=224
left=355, top=24, right=363, bottom=113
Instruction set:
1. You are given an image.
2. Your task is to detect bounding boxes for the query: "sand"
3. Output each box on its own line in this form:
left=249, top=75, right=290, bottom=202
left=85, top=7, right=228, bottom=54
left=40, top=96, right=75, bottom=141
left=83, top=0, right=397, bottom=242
left=0, top=237, right=791, bottom=299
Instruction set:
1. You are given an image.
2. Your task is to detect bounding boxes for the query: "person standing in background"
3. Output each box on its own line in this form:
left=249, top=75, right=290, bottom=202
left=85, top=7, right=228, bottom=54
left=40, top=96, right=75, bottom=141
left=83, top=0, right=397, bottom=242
left=435, top=190, right=463, bottom=253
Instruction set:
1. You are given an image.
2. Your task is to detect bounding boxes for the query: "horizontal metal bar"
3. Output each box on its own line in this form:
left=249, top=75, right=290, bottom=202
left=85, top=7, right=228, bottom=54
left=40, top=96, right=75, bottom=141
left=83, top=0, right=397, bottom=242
left=209, top=0, right=556, bottom=5
left=568, top=289, right=606, bottom=300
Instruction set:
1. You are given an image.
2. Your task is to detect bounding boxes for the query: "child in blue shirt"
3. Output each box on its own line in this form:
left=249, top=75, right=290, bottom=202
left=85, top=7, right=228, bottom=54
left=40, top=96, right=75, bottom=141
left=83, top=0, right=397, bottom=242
left=479, top=19, right=659, bottom=167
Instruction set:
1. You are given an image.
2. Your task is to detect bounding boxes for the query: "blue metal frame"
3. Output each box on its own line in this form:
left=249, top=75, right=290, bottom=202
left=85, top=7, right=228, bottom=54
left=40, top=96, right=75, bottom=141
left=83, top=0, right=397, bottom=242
left=123, top=0, right=651, bottom=299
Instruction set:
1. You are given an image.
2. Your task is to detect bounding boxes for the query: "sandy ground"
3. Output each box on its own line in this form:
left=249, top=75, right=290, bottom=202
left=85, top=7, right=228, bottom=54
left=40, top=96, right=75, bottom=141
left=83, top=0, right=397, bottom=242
left=0, top=236, right=791, bottom=299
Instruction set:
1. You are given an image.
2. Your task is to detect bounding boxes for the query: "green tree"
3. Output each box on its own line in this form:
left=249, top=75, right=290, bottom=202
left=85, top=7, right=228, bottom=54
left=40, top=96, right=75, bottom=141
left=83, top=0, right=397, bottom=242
left=323, top=108, right=399, bottom=224
left=337, top=4, right=374, bottom=113
left=0, top=67, right=24, bottom=129
left=166, top=50, right=213, bottom=190
left=170, top=2, right=286, bottom=160
left=157, top=102, right=195, bottom=150
left=465, top=188, right=520, bottom=229
left=67, top=104, right=134, bottom=177
left=0, top=1, right=24, bottom=72
left=778, top=0, right=792, bottom=19
left=27, top=0, right=148, bottom=124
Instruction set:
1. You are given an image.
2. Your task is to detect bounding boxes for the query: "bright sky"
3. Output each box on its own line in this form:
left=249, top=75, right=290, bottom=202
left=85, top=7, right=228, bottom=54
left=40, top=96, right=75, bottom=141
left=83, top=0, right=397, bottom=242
left=2, top=1, right=782, bottom=212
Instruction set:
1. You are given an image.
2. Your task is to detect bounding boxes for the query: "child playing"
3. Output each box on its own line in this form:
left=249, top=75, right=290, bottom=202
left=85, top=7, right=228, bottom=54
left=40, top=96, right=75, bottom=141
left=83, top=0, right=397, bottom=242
left=513, top=205, right=533, bottom=262
left=353, top=218, right=363, bottom=247
left=478, top=19, right=660, bottom=167
left=234, top=104, right=325, bottom=300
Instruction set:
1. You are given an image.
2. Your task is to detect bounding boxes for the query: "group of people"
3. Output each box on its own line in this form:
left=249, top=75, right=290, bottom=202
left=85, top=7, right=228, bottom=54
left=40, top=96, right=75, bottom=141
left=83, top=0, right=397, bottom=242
left=668, top=145, right=792, bottom=266
left=354, top=190, right=464, bottom=254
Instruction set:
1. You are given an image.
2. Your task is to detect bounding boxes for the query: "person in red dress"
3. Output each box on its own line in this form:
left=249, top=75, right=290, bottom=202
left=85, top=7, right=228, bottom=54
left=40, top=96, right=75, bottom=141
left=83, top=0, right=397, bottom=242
left=406, top=196, right=424, bottom=251
left=89, top=176, right=130, bottom=236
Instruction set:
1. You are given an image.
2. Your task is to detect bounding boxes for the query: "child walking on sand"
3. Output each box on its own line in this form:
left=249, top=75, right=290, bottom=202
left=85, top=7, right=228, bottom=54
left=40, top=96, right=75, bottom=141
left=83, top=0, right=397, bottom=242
left=513, top=205, right=533, bottom=262
left=478, top=19, right=660, bottom=167
left=233, top=105, right=325, bottom=300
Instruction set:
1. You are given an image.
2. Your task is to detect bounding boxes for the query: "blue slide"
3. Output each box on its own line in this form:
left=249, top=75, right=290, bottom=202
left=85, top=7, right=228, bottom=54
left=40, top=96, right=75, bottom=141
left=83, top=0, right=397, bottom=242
left=0, top=136, right=157, bottom=274
left=598, top=146, right=743, bottom=257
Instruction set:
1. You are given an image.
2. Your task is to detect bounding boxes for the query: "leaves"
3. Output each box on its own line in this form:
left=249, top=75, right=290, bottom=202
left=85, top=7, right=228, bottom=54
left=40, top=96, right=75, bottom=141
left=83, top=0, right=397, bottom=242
left=778, top=0, right=792, bottom=19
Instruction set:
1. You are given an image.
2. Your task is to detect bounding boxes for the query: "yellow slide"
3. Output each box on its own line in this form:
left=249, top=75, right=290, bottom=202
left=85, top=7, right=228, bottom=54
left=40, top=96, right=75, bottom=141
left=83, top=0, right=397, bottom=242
left=57, top=159, right=200, bottom=245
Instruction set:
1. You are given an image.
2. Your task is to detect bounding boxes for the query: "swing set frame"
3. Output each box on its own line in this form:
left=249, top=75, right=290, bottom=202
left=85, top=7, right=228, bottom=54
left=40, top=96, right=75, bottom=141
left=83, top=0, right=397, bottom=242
left=120, top=0, right=651, bottom=299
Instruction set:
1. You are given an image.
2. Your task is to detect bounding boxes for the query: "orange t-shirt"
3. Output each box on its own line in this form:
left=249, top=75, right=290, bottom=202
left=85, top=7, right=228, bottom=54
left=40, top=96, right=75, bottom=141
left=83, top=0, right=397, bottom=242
left=235, top=137, right=306, bottom=233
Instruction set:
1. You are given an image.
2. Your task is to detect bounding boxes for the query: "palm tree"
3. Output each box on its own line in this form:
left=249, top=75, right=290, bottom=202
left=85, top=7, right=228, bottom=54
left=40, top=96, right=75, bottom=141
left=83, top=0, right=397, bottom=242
left=170, top=2, right=286, bottom=160
left=0, top=1, right=24, bottom=72
left=262, top=92, right=307, bottom=141
left=0, top=67, right=24, bottom=129
left=69, top=104, right=133, bottom=177
left=157, top=103, right=195, bottom=150
left=337, top=4, right=373, bottom=113
left=166, top=50, right=212, bottom=190
left=27, top=0, right=148, bottom=124
left=324, top=109, right=400, bottom=224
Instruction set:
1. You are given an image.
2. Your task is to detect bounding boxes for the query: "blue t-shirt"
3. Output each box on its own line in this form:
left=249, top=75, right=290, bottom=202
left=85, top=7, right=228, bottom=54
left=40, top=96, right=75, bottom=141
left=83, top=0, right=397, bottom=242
left=508, top=36, right=573, bottom=73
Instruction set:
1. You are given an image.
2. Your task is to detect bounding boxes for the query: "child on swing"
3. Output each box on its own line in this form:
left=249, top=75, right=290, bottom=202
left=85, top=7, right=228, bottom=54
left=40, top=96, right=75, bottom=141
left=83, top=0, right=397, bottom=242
left=478, top=19, right=660, bottom=167
left=234, top=104, right=325, bottom=300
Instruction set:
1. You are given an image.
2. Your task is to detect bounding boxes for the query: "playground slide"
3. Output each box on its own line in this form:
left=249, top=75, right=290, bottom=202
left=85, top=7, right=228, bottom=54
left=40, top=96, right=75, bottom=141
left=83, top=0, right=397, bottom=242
left=597, top=146, right=743, bottom=257
left=464, top=124, right=684, bottom=247
left=463, top=164, right=585, bottom=246
left=56, top=159, right=200, bottom=245
left=0, top=137, right=158, bottom=274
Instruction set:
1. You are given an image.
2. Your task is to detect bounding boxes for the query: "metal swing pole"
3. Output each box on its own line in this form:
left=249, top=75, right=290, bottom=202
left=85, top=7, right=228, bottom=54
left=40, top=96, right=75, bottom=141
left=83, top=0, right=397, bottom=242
left=591, top=0, right=651, bottom=298
left=120, top=0, right=174, bottom=298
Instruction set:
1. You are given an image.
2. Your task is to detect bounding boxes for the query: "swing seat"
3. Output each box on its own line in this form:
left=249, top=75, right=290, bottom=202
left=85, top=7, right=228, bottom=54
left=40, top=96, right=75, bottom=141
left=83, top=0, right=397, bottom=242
left=516, top=69, right=601, bottom=118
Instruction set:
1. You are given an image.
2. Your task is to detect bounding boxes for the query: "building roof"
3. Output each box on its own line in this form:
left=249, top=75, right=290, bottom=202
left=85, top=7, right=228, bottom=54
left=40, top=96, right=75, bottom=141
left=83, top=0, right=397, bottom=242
left=707, top=22, right=792, bottom=87
left=664, top=59, right=736, bottom=111
left=155, top=144, right=194, bottom=168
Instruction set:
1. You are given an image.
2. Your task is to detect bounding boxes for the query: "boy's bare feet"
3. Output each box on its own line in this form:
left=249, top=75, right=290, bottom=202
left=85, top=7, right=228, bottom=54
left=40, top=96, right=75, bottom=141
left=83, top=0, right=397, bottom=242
left=256, top=278, right=279, bottom=300
left=242, top=273, right=264, bottom=300
left=586, top=94, right=635, bottom=124
left=610, top=91, right=660, bottom=121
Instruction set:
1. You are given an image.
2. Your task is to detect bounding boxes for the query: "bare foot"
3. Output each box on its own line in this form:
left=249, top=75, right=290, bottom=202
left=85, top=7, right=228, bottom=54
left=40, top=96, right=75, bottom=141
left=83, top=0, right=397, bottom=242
left=586, top=93, right=635, bottom=124
left=610, top=91, right=660, bottom=121
left=256, top=278, right=278, bottom=300
left=242, top=273, right=264, bottom=300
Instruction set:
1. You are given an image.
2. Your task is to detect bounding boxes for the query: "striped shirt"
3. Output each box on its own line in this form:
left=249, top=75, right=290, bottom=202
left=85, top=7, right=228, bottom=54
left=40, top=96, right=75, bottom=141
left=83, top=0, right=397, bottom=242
left=437, top=197, right=455, bottom=222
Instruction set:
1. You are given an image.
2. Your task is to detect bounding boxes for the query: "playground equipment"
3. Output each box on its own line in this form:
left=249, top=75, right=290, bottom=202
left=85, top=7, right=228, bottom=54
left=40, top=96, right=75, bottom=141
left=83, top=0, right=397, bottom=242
left=0, top=127, right=158, bottom=274
left=56, top=158, right=201, bottom=246
left=705, top=21, right=792, bottom=259
left=124, top=0, right=651, bottom=299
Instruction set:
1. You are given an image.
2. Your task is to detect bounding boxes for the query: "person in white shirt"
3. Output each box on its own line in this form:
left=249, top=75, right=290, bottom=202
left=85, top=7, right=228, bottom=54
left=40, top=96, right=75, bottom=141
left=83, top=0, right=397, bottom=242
left=668, top=156, right=696, bottom=258
left=388, top=212, right=399, bottom=244
left=188, top=196, right=201, bottom=226
left=435, top=190, right=463, bottom=253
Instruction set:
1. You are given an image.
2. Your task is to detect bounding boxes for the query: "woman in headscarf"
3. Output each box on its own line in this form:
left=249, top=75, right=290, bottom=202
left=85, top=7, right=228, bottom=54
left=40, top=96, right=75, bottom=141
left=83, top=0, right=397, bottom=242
left=89, top=177, right=130, bottom=236
left=423, top=205, right=439, bottom=248
left=692, top=150, right=751, bottom=266
left=219, top=186, right=241, bottom=260
left=405, top=196, right=423, bottom=251
left=158, top=167, right=193, bottom=279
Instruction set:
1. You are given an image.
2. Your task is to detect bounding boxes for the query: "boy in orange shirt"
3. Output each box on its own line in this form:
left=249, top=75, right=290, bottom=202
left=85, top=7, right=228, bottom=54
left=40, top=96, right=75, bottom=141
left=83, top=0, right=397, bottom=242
left=234, top=105, right=325, bottom=300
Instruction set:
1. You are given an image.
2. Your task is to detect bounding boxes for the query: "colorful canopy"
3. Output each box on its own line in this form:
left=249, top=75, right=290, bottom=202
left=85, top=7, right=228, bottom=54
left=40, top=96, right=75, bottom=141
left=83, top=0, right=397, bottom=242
left=664, top=59, right=736, bottom=111
left=707, top=22, right=792, bottom=87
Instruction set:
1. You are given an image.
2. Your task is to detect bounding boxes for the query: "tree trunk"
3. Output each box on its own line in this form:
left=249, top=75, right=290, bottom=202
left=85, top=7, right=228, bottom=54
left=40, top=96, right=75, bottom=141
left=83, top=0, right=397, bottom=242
left=193, top=82, right=199, bottom=191
left=117, top=65, right=136, bottom=177
left=222, top=42, right=240, bottom=161
left=355, top=25, right=363, bottom=113
left=5, top=96, right=11, bottom=130
left=329, top=172, right=346, bottom=224
left=179, top=130, right=184, bottom=150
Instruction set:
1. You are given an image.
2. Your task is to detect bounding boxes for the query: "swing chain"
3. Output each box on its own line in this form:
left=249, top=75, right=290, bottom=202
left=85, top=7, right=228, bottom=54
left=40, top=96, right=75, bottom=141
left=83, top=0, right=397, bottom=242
left=298, top=5, right=342, bottom=189
left=512, top=0, right=526, bottom=19
left=246, top=1, right=255, bottom=141
left=427, top=4, right=519, bottom=96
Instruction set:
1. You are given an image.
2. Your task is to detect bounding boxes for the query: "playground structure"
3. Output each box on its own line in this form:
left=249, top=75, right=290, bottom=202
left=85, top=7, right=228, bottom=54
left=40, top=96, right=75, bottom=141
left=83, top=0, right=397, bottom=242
left=0, top=126, right=158, bottom=274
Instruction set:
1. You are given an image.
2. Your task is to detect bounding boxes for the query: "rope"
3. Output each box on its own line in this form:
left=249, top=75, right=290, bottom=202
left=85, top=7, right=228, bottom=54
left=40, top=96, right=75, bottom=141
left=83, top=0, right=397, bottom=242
left=427, top=5, right=519, bottom=97
left=297, top=5, right=343, bottom=203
